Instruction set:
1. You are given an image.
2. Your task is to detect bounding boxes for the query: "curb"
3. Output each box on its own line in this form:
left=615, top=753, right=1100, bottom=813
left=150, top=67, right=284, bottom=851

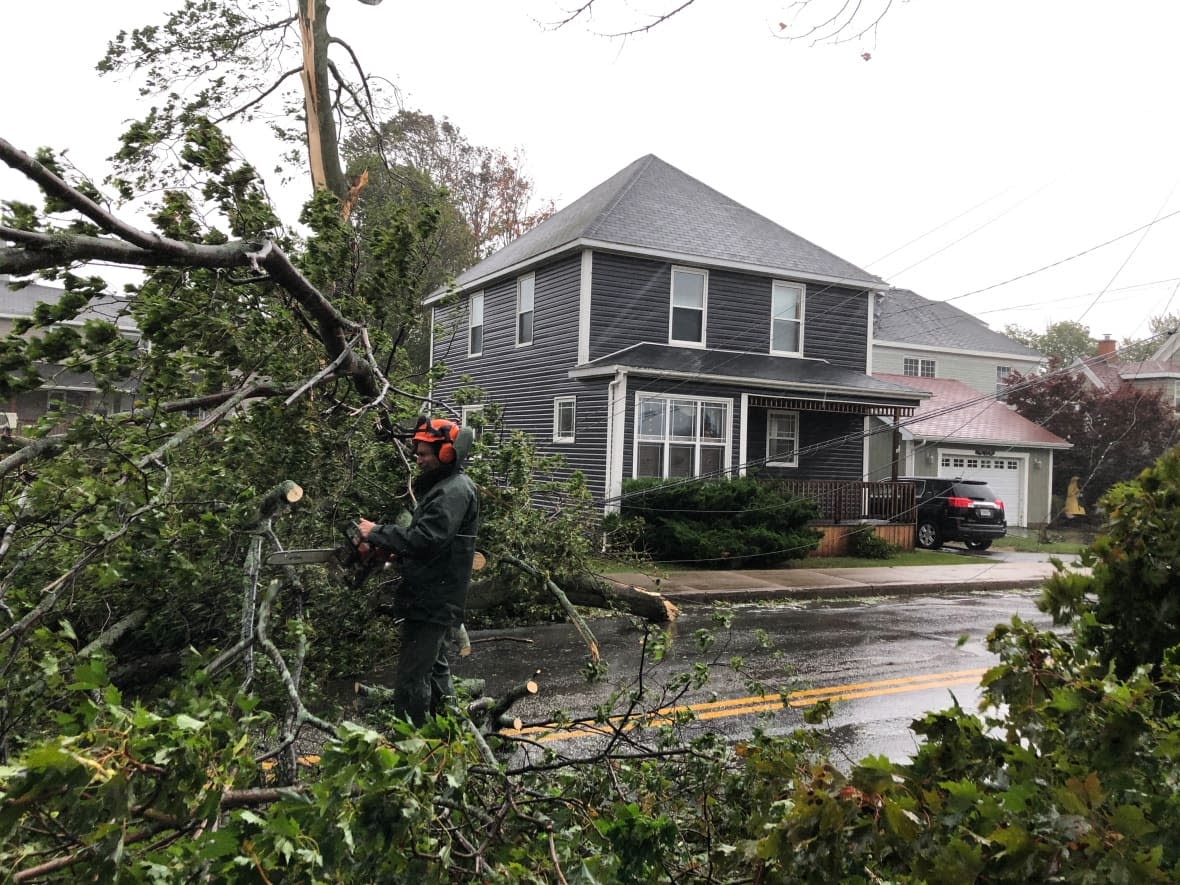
left=661, top=577, right=1051, bottom=604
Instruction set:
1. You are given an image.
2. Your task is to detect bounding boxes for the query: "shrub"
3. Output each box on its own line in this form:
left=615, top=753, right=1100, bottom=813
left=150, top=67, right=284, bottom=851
left=614, top=476, right=821, bottom=567
left=1042, top=444, right=1180, bottom=678
left=846, top=526, right=897, bottom=559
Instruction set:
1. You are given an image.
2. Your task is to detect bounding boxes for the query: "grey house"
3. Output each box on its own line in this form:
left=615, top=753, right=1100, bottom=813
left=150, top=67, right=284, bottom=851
left=868, top=288, right=1065, bottom=527
left=0, top=275, right=139, bottom=429
left=426, top=155, right=924, bottom=511
left=873, top=288, right=1043, bottom=397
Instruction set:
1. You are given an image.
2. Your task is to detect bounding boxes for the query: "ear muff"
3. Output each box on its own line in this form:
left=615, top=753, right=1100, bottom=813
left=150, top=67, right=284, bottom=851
left=438, top=422, right=459, bottom=463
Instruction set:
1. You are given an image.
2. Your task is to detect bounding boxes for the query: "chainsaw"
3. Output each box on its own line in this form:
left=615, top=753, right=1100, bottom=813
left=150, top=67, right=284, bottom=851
left=267, top=526, right=394, bottom=589
left=267, top=524, right=487, bottom=591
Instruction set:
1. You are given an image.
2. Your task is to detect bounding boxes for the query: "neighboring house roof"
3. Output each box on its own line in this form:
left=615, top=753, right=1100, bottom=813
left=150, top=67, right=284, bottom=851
left=428, top=155, right=883, bottom=301
left=573, top=343, right=927, bottom=408
left=1074, top=353, right=1180, bottom=391
left=874, top=288, right=1042, bottom=360
left=0, top=276, right=138, bottom=334
left=875, top=373, right=1071, bottom=449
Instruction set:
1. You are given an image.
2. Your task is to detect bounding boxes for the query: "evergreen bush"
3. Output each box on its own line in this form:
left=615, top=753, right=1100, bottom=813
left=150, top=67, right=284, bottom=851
left=615, top=476, right=821, bottom=567
left=846, top=525, right=897, bottom=559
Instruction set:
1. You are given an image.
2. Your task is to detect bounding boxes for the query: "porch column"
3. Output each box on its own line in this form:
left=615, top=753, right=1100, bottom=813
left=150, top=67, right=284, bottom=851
left=891, top=407, right=902, bottom=481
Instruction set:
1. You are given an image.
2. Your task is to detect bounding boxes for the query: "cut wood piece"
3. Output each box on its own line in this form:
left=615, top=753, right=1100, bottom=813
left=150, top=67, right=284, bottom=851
left=487, top=678, right=539, bottom=727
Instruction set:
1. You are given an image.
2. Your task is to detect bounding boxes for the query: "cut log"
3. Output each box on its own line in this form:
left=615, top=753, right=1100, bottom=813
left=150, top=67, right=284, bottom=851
left=488, top=678, right=539, bottom=727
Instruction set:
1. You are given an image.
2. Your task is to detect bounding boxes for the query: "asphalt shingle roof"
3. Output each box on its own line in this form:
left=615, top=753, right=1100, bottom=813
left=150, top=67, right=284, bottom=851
left=874, top=288, right=1041, bottom=358
left=440, top=155, right=882, bottom=296
left=575, top=344, right=924, bottom=405
left=875, top=373, right=1070, bottom=448
left=0, top=276, right=138, bottom=333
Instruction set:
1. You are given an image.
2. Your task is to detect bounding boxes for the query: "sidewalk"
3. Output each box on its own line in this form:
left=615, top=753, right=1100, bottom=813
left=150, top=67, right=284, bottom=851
left=608, top=559, right=1070, bottom=604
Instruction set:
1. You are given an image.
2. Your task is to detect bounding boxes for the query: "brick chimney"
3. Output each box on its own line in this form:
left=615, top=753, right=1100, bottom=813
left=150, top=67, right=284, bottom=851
left=1096, top=335, right=1117, bottom=357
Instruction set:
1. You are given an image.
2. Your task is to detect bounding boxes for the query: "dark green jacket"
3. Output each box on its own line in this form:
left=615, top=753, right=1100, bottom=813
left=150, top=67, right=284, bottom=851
left=368, top=469, right=479, bottom=626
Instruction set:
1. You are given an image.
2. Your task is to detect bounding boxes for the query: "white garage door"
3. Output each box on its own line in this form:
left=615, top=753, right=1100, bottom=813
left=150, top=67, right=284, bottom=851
left=938, top=452, right=1026, bottom=527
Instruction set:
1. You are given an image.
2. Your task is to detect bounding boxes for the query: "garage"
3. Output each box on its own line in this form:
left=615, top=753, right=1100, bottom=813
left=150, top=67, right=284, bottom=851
left=938, top=451, right=1027, bottom=527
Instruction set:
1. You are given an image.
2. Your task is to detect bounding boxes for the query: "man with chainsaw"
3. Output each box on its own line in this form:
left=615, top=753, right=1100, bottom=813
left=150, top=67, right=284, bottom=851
left=356, top=416, right=480, bottom=726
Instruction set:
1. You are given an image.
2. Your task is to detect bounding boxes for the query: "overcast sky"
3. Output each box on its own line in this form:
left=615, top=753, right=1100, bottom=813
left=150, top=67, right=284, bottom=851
left=5, top=1, right=1180, bottom=345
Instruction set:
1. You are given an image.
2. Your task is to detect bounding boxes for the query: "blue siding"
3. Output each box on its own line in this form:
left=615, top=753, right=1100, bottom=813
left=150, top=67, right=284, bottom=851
left=745, top=409, right=865, bottom=480
left=590, top=252, right=869, bottom=369
left=432, top=249, right=878, bottom=507
left=431, top=254, right=612, bottom=500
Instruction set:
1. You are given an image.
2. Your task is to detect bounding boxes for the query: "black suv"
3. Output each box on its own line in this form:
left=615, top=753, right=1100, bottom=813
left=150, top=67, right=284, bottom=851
left=902, top=477, right=1007, bottom=551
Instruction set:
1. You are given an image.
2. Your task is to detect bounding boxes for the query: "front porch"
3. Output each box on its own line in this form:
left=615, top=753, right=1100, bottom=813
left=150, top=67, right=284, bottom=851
left=768, top=478, right=917, bottom=555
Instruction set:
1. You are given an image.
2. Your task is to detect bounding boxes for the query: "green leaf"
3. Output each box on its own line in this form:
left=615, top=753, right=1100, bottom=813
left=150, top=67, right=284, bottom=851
left=174, top=713, right=205, bottom=731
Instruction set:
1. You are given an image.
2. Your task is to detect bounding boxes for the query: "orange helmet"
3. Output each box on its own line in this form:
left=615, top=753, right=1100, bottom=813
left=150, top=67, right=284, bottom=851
left=412, top=416, right=461, bottom=463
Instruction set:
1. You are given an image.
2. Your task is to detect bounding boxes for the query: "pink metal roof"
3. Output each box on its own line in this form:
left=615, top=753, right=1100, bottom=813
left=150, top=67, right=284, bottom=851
left=874, top=374, right=1071, bottom=448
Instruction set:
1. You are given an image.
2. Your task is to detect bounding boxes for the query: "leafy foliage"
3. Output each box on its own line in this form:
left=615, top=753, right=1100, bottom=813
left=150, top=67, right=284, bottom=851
left=1041, top=444, right=1180, bottom=678
left=610, top=476, right=822, bottom=567
left=1004, top=319, right=1096, bottom=368
left=1119, top=312, right=1180, bottom=361
left=1005, top=367, right=1178, bottom=506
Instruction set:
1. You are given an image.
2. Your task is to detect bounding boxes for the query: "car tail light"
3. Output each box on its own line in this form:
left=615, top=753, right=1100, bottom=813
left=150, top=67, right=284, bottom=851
left=947, top=496, right=972, bottom=509
left=994, top=499, right=1004, bottom=511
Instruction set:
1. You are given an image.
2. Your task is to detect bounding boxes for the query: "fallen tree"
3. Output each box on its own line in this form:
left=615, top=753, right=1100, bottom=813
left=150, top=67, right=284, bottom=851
left=467, top=571, right=677, bottom=623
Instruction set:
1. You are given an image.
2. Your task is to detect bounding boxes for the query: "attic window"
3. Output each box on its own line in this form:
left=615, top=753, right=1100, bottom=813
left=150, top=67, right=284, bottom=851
left=903, top=357, right=935, bottom=378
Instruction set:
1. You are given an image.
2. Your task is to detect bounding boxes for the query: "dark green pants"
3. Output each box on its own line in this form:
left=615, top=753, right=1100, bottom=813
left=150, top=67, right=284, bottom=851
left=393, top=620, right=456, bottom=726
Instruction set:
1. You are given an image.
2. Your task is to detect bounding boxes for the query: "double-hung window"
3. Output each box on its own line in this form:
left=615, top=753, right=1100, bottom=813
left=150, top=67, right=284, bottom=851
left=553, top=396, right=576, bottom=443
left=669, top=267, right=706, bottom=346
left=766, top=410, right=799, bottom=467
left=903, top=357, right=935, bottom=378
left=995, top=365, right=1012, bottom=397
left=770, top=282, right=804, bottom=355
left=635, top=394, right=728, bottom=478
left=516, top=273, right=534, bottom=346
left=468, top=292, right=484, bottom=356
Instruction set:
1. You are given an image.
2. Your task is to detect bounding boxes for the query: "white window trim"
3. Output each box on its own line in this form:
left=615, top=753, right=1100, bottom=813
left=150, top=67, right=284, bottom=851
left=668, top=266, right=708, bottom=348
left=468, top=291, right=484, bottom=357
left=903, top=356, right=936, bottom=378
left=515, top=272, right=535, bottom=347
left=996, top=364, right=1013, bottom=397
left=765, top=409, right=800, bottom=468
left=461, top=404, right=484, bottom=427
left=631, top=391, right=731, bottom=479
left=768, top=280, right=805, bottom=357
left=553, top=396, right=576, bottom=443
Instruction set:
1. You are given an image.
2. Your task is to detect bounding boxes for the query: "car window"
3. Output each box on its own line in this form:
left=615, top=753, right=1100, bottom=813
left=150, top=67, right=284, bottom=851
left=952, top=483, right=997, bottom=501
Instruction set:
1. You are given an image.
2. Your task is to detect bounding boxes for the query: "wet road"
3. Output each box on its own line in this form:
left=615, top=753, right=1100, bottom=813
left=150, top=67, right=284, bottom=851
left=452, top=589, right=1050, bottom=763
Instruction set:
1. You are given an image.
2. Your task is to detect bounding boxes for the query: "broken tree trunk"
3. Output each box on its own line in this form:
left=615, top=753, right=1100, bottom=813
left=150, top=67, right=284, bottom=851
left=466, top=572, right=678, bottom=623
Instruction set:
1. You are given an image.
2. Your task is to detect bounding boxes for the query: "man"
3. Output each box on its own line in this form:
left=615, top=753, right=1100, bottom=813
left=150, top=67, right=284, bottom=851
left=357, top=416, right=479, bottom=725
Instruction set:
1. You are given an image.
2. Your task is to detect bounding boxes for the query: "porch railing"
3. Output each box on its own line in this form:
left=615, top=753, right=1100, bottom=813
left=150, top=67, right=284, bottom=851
left=767, top=479, right=915, bottom=525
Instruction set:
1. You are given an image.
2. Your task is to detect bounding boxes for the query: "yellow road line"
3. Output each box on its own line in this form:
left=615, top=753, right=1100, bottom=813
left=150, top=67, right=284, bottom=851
left=503, top=667, right=988, bottom=744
